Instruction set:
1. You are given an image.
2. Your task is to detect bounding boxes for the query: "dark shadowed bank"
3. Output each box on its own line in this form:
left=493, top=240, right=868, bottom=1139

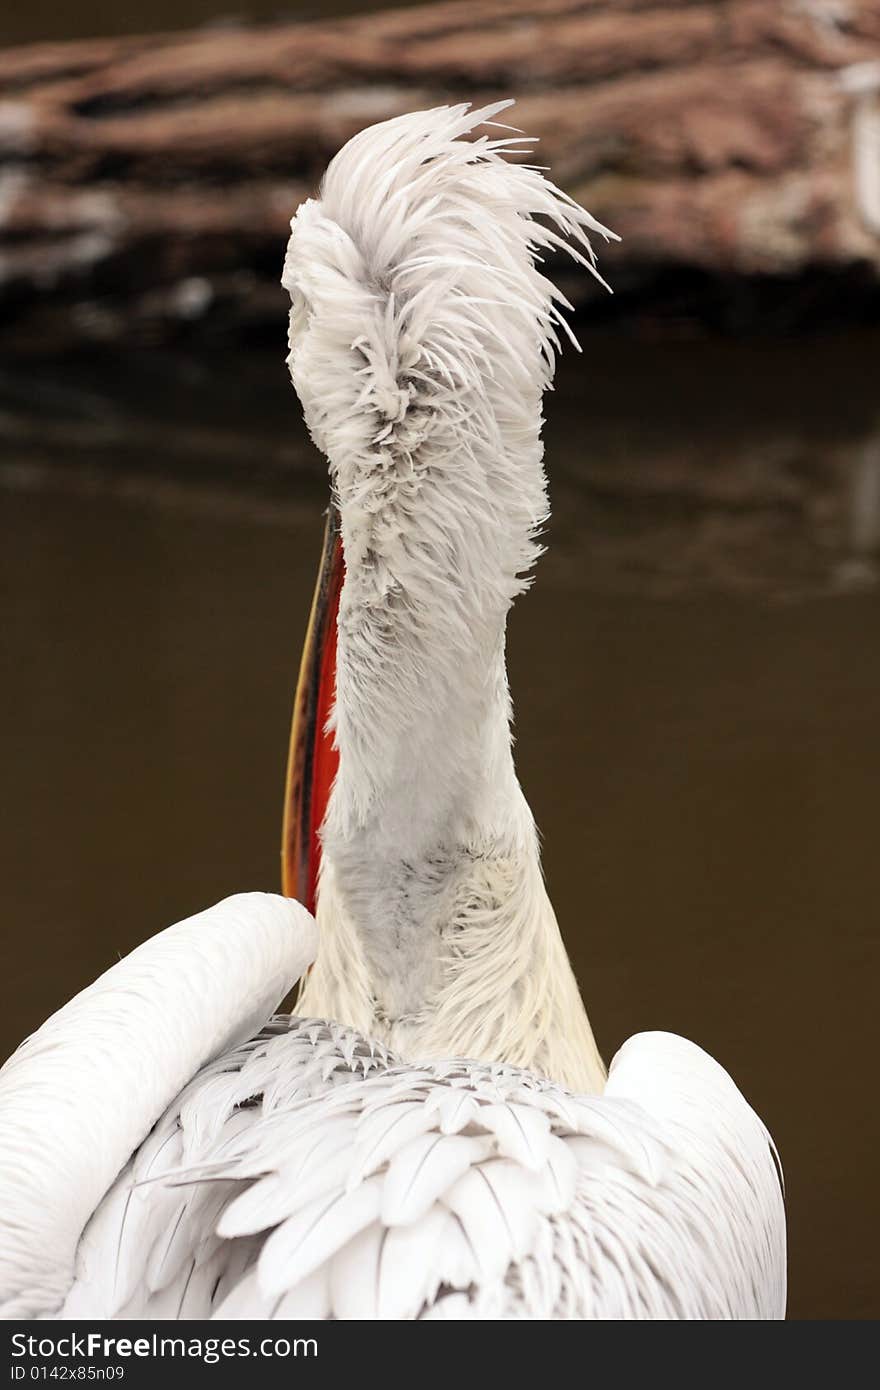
left=1, top=0, right=880, bottom=355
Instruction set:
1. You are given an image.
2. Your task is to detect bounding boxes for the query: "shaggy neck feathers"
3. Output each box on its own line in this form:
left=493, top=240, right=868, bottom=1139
left=285, top=103, right=612, bottom=1093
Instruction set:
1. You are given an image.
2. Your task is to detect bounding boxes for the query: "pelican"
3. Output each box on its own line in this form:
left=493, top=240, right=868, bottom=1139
left=0, top=103, right=786, bottom=1321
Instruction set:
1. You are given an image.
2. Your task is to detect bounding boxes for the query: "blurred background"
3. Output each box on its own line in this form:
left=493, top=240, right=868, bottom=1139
left=1, top=0, right=879, bottom=1320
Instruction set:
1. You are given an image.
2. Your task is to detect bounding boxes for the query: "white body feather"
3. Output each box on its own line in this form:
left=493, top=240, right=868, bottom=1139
left=0, top=103, right=786, bottom=1320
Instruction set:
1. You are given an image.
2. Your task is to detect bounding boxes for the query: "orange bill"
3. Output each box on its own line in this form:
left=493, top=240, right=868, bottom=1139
left=281, top=506, right=343, bottom=913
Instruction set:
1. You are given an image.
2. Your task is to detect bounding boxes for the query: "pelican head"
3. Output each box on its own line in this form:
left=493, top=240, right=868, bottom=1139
left=281, top=103, right=615, bottom=1093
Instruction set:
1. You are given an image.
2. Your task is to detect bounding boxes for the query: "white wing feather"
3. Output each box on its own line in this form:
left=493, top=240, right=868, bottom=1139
left=0, top=893, right=316, bottom=1318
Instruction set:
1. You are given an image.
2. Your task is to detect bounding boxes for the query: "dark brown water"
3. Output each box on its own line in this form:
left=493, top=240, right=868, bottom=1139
left=1, top=334, right=879, bottom=1320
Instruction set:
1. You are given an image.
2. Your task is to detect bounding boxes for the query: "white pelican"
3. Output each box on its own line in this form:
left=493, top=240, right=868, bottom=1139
left=0, top=103, right=785, bottom=1321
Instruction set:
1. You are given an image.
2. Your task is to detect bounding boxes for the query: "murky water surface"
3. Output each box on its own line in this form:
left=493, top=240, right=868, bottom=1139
left=1, top=333, right=879, bottom=1319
